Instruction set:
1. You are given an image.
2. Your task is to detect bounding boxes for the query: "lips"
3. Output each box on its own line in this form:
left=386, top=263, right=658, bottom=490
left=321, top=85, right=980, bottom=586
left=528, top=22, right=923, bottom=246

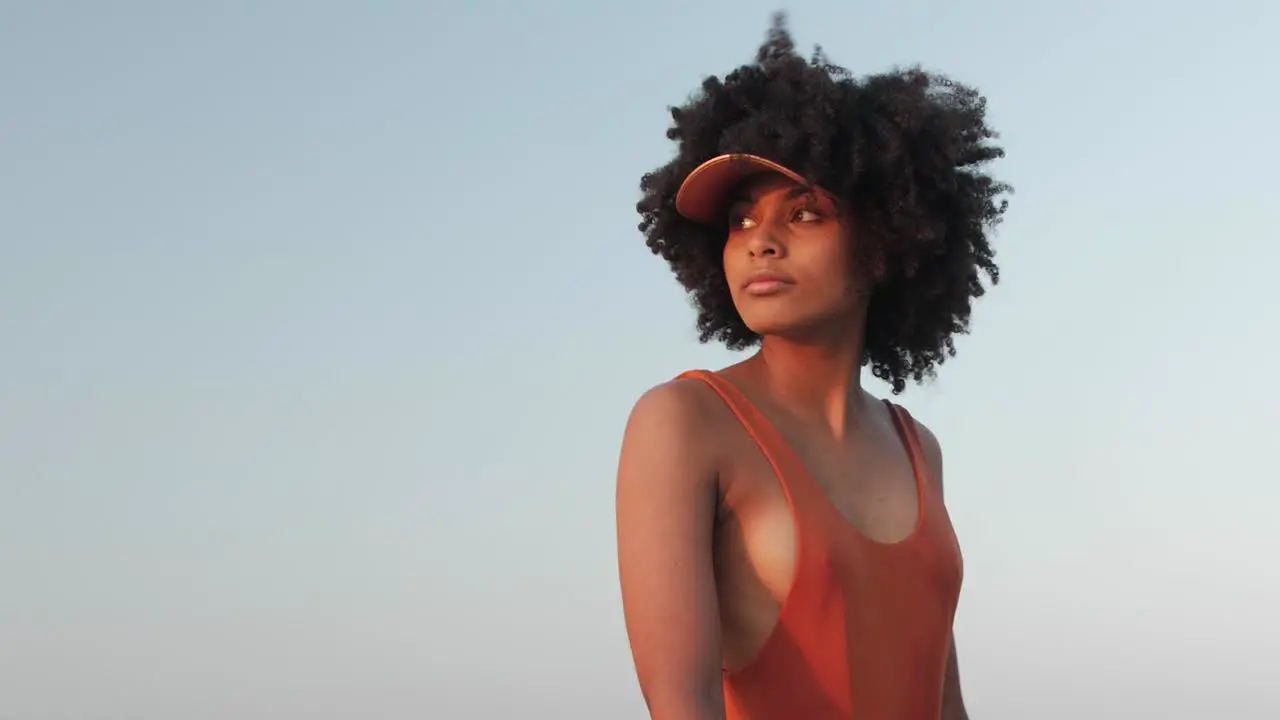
left=742, top=270, right=795, bottom=296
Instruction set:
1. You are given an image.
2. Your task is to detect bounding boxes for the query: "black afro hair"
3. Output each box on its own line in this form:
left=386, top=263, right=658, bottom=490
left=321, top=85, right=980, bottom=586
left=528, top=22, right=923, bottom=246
left=636, top=13, right=1012, bottom=393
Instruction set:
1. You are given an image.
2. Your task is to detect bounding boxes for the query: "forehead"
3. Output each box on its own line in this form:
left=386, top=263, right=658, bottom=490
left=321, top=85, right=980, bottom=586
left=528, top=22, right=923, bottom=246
left=727, top=173, right=833, bottom=208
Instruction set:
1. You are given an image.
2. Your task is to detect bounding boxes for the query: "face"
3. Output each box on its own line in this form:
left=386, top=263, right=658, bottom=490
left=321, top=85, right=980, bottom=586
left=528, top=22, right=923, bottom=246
left=722, top=174, right=866, bottom=340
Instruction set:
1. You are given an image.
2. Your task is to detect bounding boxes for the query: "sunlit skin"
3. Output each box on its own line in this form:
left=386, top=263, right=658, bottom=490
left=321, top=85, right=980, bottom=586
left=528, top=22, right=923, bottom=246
left=722, top=175, right=869, bottom=348
left=617, top=171, right=970, bottom=719
left=720, top=175, right=881, bottom=440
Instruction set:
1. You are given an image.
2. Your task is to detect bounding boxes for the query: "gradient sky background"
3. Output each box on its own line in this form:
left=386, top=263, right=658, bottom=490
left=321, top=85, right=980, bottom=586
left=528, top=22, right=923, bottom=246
left=3, top=1, right=1278, bottom=718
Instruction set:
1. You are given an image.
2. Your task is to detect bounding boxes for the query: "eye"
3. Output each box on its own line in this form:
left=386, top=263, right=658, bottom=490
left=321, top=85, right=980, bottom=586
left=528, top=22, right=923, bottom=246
left=791, top=207, right=822, bottom=223
left=728, top=212, right=757, bottom=230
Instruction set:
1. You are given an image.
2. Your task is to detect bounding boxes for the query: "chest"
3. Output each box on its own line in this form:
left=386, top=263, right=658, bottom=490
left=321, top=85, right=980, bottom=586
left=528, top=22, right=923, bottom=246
left=711, top=429, right=964, bottom=672
left=792, top=430, right=923, bottom=544
left=714, top=423, right=924, bottom=599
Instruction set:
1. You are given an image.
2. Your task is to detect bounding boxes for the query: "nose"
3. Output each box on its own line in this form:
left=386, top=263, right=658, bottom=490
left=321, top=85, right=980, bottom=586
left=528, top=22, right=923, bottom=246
left=745, top=227, right=784, bottom=258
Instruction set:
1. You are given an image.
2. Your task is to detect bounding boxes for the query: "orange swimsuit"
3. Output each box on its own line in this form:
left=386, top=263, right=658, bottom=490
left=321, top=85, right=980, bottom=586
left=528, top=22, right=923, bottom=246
left=680, top=370, right=964, bottom=720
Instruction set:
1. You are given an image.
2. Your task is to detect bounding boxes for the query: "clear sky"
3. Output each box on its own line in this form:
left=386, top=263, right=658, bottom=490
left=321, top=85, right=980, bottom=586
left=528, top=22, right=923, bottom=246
left=2, top=1, right=1277, bottom=718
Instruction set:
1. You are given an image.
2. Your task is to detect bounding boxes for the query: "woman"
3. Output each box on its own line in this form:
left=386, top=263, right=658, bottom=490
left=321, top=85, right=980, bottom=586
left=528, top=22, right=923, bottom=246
left=616, top=15, right=1011, bottom=720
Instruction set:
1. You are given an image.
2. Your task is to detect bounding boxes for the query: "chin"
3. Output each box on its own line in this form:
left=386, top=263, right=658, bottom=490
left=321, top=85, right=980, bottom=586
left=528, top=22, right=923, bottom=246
left=740, top=301, right=857, bottom=343
left=740, top=308, right=821, bottom=339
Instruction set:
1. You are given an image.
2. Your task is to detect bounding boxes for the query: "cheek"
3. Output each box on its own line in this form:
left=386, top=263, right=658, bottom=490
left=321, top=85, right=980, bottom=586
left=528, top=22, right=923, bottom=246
left=721, top=236, right=747, bottom=280
left=795, top=232, right=858, bottom=294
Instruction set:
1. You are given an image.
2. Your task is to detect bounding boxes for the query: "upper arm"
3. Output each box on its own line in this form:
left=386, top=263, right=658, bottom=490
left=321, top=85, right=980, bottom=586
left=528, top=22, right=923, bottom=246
left=616, top=380, right=725, bottom=718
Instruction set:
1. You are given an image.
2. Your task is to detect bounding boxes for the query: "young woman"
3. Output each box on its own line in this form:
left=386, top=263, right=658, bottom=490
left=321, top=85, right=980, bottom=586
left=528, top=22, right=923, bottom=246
left=616, top=16, right=1011, bottom=720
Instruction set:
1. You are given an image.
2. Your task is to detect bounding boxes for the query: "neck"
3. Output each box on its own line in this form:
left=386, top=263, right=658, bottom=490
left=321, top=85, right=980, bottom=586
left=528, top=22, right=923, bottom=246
left=748, top=319, right=870, bottom=439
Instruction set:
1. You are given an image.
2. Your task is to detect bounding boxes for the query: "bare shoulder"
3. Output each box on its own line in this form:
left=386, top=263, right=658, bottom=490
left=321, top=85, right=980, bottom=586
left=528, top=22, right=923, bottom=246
left=625, top=376, right=720, bottom=428
left=618, top=376, right=728, bottom=498
left=622, top=377, right=724, bottom=458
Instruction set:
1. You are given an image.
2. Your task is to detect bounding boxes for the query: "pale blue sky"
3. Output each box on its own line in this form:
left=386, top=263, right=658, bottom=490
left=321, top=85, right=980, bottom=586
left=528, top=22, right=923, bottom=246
left=2, top=1, right=1277, bottom=718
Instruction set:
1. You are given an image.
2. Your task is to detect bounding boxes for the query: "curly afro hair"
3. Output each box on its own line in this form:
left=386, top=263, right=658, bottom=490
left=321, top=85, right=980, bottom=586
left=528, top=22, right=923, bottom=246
left=636, top=13, right=1011, bottom=394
